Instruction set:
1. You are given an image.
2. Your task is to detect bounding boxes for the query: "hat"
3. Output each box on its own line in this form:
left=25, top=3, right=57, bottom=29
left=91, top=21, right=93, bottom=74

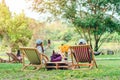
left=79, top=39, right=87, bottom=44
left=36, top=39, right=43, bottom=44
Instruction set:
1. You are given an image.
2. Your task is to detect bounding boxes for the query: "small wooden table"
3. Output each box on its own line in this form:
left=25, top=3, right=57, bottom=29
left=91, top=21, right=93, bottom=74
left=45, top=62, right=69, bottom=70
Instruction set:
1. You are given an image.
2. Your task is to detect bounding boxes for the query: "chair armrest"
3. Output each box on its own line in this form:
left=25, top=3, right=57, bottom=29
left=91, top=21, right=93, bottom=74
left=42, top=54, right=49, bottom=63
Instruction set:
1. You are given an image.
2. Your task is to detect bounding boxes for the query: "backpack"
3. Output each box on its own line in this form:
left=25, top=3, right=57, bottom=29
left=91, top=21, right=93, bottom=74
left=50, top=50, right=62, bottom=62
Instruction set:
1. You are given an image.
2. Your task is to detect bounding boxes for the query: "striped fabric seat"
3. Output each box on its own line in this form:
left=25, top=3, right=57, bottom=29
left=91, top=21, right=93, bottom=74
left=70, top=45, right=97, bottom=69
left=20, top=47, right=49, bottom=70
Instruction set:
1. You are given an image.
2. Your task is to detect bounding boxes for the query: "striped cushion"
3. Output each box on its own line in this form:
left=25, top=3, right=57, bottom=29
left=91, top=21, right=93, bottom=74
left=70, top=45, right=92, bottom=63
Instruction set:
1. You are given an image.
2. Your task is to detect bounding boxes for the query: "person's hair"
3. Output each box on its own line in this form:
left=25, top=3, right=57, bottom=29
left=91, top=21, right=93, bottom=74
left=48, top=39, right=51, bottom=44
left=17, top=50, right=21, bottom=56
left=36, top=42, right=44, bottom=53
left=78, top=39, right=87, bottom=45
left=79, top=42, right=83, bottom=45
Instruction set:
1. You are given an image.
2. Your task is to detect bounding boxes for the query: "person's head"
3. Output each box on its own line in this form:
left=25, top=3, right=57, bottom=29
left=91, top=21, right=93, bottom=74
left=36, top=39, right=43, bottom=46
left=36, top=39, right=44, bottom=52
left=79, top=39, right=87, bottom=45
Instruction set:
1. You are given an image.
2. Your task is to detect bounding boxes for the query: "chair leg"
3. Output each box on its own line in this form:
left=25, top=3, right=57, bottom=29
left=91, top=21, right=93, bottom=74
left=94, top=60, right=98, bottom=68
left=70, top=64, right=75, bottom=70
left=36, top=66, right=42, bottom=70
left=89, top=64, right=93, bottom=69
left=33, top=65, right=42, bottom=70
left=22, top=66, right=27, bottom=70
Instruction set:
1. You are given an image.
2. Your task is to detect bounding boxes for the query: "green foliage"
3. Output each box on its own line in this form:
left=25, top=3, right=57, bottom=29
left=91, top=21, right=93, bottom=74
left=105, top=32, right=120, bottom=42
left=8, top=13, right=32, bottom=42
left=0, top=2, right=32, bottom=51
left=28, top=0, right=120, bottom=51
left=74, top=14, right=119, bottom=34
left=42, top=22, right=75, bottom=42
left=0, top=3, right=11, bottom=20
left=0, top=3, right=11, bottom=34
left=57, top=30, right=73, bottom=42
left=63, top=1, right=76, bottom=20
left=6, top=13, right=32, bottom=51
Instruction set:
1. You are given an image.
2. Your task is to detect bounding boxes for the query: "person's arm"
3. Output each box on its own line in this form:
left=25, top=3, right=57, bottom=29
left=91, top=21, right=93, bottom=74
left=44, top=40, right=51, bottom=51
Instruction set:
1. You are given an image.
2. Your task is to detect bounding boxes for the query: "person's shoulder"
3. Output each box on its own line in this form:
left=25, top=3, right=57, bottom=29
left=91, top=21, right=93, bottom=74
left=37, top=46, right=41, bottom=48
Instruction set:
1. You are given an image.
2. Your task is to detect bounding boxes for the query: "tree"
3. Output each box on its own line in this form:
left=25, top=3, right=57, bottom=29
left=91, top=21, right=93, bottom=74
left=6, top=13, right=32, bottom=52
left=0, top=2, right=32, bottom=52
left=0, top=2, right=11, bottom=37
left=28, top=0, right=120, bottom=51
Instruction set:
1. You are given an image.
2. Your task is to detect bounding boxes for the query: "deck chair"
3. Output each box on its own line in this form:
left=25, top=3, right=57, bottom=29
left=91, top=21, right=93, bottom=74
left=69, top=45, right=97, bottom=69
left=20, top=47, right=49, bottom=70
left=0, top=57, right=7, bottom=63
left=6, top=53, right=22, bottom=63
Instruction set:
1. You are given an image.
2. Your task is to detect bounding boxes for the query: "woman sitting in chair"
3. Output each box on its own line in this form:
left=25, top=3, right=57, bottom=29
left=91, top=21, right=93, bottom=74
left=35, top=39, right=50, bottom=63
left=16, top=50, right=22, bottom=61
left=35, top=39, right=50, bottom=54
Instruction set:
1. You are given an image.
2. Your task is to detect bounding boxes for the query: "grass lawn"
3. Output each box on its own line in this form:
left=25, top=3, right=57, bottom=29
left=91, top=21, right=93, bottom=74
left=0, top=55, right=120, bottom=80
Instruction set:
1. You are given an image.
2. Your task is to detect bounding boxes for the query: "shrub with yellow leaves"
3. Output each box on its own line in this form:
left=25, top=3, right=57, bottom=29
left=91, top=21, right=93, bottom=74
left=59, top=44, right=69, bottom=56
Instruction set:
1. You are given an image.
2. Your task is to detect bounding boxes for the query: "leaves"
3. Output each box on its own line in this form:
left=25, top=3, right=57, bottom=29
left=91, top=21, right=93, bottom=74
left=24, top=0, right=120, bottom=51
left=0, top=2, right=32, bottom=51
left=59, top=44, right=69, bottom=53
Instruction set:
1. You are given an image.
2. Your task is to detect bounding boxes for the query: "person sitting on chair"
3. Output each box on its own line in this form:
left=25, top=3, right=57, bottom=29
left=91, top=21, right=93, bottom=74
left=16, top=50, right=22, bottom=61
left=35, top=39, right=50, bottom=54
left=35, top=39, right=50, bottom=63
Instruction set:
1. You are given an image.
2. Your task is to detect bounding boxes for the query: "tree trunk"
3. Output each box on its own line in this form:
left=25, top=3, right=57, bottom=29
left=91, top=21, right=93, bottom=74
left=94, top=39, right=99, bottom=51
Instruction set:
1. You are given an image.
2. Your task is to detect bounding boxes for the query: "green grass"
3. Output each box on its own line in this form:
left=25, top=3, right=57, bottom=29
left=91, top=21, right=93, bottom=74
left=0, top=58, right=120, bottom=80
left=95, top=54, right=120, bottom=59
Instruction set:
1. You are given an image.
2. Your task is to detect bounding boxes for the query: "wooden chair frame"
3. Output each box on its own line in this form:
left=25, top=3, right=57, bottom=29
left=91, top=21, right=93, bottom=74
left=0, top=57, right=7, bottom=63
left=6, top=53, right=22, bottom=63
